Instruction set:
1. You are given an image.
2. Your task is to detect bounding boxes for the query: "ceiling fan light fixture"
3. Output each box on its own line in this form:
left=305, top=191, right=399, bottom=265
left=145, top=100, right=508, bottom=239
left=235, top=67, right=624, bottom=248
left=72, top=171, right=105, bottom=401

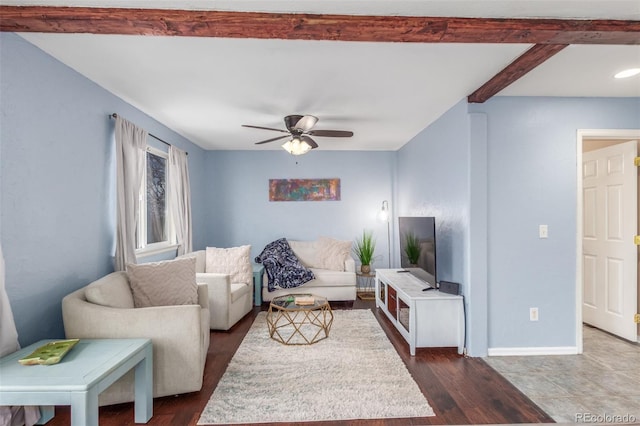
left=282, top=137, right=312, bottom=155
left=245, top=114, right=352, bottom=151
left=614, top=68, right=640, bottom=79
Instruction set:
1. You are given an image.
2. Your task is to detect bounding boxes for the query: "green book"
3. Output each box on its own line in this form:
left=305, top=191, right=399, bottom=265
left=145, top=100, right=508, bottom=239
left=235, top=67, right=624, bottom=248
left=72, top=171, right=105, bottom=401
left=18, top=339, right=80, bottom=366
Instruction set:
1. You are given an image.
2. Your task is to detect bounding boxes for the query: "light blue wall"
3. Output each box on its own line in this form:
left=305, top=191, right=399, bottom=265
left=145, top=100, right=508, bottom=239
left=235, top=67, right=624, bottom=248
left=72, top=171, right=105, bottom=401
left=470, top=96, right=640, bottom=350
left=395, top=100, right=480, bottom=352
left=204, top=150, right=395, bottom=266
left=396, top=100, right=470, bottom=283
left=3, top=31, right=639, bottom=356
left=397, top=96, right=639, bottom=356
left=0, top=33, right=207, bottom=346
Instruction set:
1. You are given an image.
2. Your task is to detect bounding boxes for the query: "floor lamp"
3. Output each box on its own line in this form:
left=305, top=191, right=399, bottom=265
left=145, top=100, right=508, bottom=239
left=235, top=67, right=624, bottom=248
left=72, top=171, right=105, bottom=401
left=379, top=200, right=391, bottom=268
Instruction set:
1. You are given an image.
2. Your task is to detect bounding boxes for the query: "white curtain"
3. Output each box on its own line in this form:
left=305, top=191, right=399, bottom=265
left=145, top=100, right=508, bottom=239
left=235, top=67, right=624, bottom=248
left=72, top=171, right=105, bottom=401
left=114, top=116, right=147, bottom=271
left=0, top=246, right=19, bottom=357
left=169, top=146, right=192, bottom=255
left=0, top=245, right=40, bottom=426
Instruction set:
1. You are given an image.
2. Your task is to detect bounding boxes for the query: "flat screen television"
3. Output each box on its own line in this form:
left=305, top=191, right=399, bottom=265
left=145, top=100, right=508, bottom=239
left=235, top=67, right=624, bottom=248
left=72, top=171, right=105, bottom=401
left=398, top=217, right=437, bottom=289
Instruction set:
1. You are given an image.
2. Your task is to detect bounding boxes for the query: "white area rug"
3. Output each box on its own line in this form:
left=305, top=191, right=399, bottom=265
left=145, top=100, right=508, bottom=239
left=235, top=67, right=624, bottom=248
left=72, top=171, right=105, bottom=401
left=198, top=309, right=434, bottom=424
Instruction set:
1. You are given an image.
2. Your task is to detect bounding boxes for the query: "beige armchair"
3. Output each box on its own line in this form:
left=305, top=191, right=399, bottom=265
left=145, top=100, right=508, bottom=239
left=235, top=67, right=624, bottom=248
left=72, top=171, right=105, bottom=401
left=61, top=271, right=210, bottom=406
left=177, top=250, right=253, bottom=330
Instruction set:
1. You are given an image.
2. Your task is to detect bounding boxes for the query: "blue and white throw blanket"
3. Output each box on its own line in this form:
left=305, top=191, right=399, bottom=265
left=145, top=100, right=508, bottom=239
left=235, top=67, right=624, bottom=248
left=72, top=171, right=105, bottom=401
left=255, top=238, right=315, bottom=292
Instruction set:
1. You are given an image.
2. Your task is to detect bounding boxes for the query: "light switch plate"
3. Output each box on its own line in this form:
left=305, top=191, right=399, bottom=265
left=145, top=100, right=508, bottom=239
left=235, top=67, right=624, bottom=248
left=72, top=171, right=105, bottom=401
left=539, top=225, right=548, bottom=238
left=530, top=307, right=539, bottom=321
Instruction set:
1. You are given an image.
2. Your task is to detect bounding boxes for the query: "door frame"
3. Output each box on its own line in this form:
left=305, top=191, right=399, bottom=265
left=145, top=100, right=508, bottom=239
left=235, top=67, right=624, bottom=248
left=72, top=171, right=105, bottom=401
left=576, top=128, right=640, bottom=354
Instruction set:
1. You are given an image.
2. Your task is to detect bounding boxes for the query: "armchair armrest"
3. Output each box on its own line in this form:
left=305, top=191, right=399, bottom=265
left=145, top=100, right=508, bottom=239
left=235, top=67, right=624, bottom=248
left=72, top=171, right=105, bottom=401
left=344, top=256, right=356, bottom=273
left=196, top=272, right=231, bottom=301
left=62, top=296, right=204, bottom=342
left=197, top=283, right=209, bottom=310
left=195, top=272, right=232, bottom=329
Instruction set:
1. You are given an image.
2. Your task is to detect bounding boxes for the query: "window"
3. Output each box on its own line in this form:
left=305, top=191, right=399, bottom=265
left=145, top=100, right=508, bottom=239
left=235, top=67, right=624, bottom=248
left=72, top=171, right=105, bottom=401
left=136, top=147, right=174, bottom=254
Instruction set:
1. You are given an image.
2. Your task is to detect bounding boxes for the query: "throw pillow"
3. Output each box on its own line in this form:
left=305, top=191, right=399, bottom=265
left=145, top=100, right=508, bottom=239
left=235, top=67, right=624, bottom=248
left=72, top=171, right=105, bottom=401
left=316, top=236, right=353, bottom=271
left=126, top=257, right=198, bottom=308
left=85, top=271, right=135, bottom=309
left=205, top=245, right=252, bottom=285
left=287, top=240, right=318, bottom=268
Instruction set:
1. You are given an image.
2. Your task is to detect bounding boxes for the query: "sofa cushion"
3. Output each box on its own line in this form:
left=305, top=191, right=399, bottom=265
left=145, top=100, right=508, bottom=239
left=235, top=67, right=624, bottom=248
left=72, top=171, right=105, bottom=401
left=263, top=268, right=356, bottom=289
left=307, top=268, right=357, bottom=287
left=85, top=271, right=135, bottom=309
left=288, top=240, right=318, bottom=268
left=126, top=257, right=198, bottom=308
left=315, top=236, right=353, bottom=271
left=205, top=245, right=252, bottom=284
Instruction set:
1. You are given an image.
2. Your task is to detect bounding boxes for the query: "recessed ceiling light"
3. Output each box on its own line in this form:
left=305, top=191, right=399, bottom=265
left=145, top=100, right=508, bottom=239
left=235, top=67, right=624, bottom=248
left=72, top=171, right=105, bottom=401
left=614, top=68, right=640, bottom=79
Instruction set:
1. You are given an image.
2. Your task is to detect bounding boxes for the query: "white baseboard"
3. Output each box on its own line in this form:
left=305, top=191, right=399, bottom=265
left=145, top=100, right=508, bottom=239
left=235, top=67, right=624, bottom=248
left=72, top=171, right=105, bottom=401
left=488, top=346, right=579, bottom=356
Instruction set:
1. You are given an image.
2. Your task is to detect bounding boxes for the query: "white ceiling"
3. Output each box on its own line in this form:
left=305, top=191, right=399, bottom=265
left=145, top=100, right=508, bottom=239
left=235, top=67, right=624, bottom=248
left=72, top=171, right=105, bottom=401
left=11, top=1, right=640, bottom=151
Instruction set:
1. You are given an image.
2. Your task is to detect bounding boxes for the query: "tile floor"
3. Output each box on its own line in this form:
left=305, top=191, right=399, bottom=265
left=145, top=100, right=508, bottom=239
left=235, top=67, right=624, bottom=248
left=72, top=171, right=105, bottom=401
left=484, top=325, right=640, bottom=424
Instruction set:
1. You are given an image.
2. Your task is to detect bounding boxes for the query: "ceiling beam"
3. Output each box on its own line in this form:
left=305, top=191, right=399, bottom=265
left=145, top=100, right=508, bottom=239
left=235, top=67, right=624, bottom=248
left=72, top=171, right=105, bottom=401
left=468, top=44, right=568, bottom=103
left=1, top=6, right=637, bottom=105
left=1, top=6, right=639, bottom=45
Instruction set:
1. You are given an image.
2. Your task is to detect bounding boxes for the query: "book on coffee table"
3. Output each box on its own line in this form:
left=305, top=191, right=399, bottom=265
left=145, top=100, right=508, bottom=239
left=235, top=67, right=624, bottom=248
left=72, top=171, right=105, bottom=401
left=294, top=295, right=315, bottom=306
left=18, top=339, right=80, bottom=366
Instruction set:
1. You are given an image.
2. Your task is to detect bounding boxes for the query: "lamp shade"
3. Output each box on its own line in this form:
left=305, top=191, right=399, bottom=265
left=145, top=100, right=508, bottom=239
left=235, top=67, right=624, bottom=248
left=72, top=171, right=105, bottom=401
left=378, top=200, right=390, bottom=221
left=282, top=137, right=312, bottom=155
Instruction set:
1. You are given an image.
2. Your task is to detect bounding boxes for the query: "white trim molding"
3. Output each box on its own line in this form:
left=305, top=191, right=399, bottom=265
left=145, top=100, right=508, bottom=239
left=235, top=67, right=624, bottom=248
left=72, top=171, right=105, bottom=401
left=488, top=346, right=579, bottom=356
left=135, top=243, right=180, bottom=259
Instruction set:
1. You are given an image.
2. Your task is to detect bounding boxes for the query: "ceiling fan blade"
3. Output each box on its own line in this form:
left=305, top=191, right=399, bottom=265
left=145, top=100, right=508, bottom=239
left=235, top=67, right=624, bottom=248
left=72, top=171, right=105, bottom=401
left=242, top=124, right=289, bottom=133
left=284, top=115, right=304, bottom=132
left=307, top=130, right=354, bottom=137
left=301, top=136, right=318, bottom=149
left=294, top=115, right=318, bottom=132
left=255, top=135, right=290, bottom=145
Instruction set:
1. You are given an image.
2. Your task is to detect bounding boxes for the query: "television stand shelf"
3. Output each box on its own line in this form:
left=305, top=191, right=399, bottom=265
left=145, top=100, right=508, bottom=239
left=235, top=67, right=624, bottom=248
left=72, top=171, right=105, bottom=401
left=375, top=269, right=465, bottom=356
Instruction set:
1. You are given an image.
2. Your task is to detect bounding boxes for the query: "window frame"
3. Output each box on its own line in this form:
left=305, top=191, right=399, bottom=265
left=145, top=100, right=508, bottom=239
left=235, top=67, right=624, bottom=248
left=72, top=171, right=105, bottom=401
left=135, top=146, right=177, bottom=257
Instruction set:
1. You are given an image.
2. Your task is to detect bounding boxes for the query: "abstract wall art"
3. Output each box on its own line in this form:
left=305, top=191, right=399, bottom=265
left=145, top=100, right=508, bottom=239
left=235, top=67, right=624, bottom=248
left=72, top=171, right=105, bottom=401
left=269, top=178, right=341, bottom=202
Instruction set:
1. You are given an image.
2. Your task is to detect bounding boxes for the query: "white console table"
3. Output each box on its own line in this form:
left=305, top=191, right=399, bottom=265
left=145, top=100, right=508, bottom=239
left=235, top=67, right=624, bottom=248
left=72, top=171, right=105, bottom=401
left=375, top=269, right=465, bottom=356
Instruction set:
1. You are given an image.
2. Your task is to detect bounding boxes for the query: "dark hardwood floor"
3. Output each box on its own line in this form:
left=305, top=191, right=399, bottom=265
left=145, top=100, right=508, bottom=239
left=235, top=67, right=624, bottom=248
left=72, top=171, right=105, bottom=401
left=46, top=299, right=553, bottom=425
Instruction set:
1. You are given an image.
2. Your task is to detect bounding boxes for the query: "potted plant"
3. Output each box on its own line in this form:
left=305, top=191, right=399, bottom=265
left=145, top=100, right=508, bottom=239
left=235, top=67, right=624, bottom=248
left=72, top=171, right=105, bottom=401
left=353, top=230, right=376, bottom=274
left=403, top=232, right=421, bottom=265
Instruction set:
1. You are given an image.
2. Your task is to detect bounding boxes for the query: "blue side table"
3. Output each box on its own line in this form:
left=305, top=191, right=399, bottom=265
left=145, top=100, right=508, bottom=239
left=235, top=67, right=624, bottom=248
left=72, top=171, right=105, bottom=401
left=253, top=264, right=264, bottom=306
left=0, top=338, right=152, bottom=425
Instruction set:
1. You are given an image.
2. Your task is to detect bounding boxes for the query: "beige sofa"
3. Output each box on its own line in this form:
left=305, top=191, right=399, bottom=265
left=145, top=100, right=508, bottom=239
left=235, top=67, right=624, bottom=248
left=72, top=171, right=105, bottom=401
left=62, top=271, right=210, bottom=406
left=177, top=250, right=253, bottom=330
left=262, top=239, right=357, bottom=302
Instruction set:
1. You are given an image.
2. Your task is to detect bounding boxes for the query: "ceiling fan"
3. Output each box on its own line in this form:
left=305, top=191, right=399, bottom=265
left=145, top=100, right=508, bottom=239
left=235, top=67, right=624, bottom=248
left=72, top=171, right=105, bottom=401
left=242, top=114, right=354, bottom=155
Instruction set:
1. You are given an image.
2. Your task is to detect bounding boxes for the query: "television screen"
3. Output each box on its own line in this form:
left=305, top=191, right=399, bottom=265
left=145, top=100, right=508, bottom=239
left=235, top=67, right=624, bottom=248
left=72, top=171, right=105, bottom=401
left=398, top=217, right=437, bottom=288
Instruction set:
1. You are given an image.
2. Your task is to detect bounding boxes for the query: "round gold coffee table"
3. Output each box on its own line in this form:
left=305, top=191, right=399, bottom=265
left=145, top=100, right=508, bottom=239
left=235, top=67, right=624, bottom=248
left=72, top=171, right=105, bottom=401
left=266, top=294, right=333, bottom=345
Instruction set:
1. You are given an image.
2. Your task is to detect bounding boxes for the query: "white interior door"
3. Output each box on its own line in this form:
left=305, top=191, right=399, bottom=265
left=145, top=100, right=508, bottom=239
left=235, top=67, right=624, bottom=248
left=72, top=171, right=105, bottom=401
left=582, top=140, right=638, bottom=342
